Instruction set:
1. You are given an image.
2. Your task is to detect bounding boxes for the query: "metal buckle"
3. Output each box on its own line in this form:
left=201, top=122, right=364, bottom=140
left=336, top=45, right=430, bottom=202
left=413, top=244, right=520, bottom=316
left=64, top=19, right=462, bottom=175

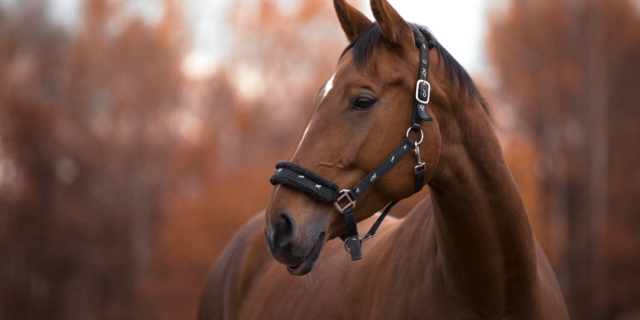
left=334, top=189, right=356, bottom=214
left=415, top=79, right=431, bottom=104
left=406, top=127, right=424, bottom=145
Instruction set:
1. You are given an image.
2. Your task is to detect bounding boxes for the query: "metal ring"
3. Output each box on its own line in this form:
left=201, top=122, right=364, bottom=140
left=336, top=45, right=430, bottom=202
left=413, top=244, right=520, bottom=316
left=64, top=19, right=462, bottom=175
left=406, top=127, right=424, bottom=145
left=343, top=236, right=368, bottom=253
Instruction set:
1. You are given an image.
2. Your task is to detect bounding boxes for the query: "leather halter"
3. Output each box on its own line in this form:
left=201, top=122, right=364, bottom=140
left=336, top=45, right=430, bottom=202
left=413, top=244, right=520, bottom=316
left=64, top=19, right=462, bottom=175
left=270, top=26, right=434, bottom=261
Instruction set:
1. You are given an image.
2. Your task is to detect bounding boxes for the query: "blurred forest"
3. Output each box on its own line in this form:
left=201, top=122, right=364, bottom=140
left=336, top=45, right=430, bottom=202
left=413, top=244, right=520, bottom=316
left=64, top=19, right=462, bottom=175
left=0, top=0, right=638, bottom=319
left=488, top=0, right=640, bottom=319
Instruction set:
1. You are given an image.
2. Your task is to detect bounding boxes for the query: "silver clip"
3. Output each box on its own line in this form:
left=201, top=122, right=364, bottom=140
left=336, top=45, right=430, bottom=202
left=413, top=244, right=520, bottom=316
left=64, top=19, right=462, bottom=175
left=414, top=143, right=425, bottom=174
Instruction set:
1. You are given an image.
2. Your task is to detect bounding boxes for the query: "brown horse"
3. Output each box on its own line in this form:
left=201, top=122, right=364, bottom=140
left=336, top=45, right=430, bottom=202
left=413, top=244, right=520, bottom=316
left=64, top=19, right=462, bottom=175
left=199, top=0, right=569, bottom=318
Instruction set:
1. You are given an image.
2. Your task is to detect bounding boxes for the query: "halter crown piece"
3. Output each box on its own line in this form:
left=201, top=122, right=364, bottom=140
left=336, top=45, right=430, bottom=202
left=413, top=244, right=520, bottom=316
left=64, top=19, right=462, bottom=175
left=270, top=26, right=434, bottom=261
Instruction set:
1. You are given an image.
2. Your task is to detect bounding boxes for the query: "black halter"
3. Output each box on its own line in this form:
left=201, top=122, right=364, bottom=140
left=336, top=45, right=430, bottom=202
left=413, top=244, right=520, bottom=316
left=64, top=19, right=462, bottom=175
left=270, top=27, right=434, bottom=261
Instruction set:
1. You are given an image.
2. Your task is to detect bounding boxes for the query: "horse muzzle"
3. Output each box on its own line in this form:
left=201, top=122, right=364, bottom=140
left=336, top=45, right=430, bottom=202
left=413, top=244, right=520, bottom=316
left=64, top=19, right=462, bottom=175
left=264, top=209, right=327, bottom=276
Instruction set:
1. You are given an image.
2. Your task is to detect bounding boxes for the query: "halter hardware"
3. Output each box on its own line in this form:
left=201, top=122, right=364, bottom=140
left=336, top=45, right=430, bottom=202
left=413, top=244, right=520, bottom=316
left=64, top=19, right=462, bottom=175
left=415, top=79, right=431, bottom=105
left=270, top=26, right=434, bottom=261
left=334, top=189, right=356, bottom=214
left=406, top=127, right=424, bottom=145
left=414, top=144, right=425, bottom=174
left=344, top=233, right=373, bottom=254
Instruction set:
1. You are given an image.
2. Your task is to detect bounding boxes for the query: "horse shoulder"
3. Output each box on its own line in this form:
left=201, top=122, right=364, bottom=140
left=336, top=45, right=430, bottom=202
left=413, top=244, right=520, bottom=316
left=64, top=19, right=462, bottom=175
left=503, top=237, right=569, bottom=319
left=198, top=212, right=270, bottom=320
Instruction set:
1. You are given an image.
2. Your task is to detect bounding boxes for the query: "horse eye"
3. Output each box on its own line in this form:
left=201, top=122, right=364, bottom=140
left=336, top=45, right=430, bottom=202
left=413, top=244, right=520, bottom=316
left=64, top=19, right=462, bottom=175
left=351, top=96, right=376, bottom=110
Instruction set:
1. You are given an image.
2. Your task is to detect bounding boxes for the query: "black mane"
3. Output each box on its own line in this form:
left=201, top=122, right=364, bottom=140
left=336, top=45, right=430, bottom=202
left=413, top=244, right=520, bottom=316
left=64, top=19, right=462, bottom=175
left=340, top=23, right=490, bottom=116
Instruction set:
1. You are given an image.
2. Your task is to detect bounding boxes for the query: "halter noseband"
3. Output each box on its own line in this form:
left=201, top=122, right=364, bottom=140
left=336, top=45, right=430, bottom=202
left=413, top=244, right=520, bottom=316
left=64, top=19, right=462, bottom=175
left=270, top=26, right=434, bottom=261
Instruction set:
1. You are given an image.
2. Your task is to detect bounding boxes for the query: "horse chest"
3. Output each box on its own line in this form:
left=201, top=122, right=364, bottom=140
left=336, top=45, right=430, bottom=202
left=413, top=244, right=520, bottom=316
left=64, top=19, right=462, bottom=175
left=236, top=214, right=457, bottom=319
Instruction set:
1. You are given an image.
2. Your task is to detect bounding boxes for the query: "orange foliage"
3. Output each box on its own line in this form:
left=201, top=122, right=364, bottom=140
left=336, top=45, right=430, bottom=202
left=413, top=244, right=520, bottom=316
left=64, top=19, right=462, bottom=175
left=0, top=0, right=183, bottom=318
left=3, top=0, right=639, bottom=319
left=488, top=0, right=640, bottom=318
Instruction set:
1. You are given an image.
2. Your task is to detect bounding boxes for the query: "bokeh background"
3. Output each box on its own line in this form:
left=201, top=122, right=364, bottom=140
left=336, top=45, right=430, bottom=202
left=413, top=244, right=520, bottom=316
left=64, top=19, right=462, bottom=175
left=0, top=0, right=639, bottom=319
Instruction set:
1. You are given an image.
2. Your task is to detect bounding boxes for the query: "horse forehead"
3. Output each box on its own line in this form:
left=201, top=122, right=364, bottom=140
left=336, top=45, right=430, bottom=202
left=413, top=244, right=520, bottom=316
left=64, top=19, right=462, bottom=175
left=352, top=49, right=415, bottom=81
left=377, top=47, right=418, bottom=77
left=321, top=72, right=337, bottom=100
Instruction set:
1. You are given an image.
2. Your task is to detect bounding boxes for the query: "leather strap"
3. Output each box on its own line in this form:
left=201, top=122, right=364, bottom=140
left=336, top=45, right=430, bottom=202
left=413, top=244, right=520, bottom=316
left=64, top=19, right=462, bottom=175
left=270, top=162, right=339, bottom=203
left=412, top=26, right=433, bottom=126
left=341, top=207, right=362, bottom=260
left=414, top=165, right=426, bottom=194
left=348, top=137, right=417, bottom=200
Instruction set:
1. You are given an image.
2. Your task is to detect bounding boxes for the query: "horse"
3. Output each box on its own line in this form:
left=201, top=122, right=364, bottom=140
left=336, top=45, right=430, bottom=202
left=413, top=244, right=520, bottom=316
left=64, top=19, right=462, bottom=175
left=199, top=0, right=569, bottom=318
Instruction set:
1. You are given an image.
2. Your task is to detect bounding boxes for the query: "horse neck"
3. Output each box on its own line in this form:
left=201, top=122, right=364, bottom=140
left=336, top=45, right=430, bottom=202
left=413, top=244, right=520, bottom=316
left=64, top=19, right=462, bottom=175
left=427, top=95, right=538, bottom=311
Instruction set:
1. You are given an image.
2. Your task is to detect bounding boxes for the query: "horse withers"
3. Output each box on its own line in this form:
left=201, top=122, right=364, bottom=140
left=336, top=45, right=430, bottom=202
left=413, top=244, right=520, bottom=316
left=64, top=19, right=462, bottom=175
left=199, top=0, right=569, bottom=318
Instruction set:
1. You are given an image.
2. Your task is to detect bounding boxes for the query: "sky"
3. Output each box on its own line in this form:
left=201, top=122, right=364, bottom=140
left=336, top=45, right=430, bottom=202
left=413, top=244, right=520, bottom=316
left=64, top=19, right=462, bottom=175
left=181, top=0, right=505, bottom=78
left=360, top=0, right=498, bottom=75
left=7, top=0, right=506, bottom=78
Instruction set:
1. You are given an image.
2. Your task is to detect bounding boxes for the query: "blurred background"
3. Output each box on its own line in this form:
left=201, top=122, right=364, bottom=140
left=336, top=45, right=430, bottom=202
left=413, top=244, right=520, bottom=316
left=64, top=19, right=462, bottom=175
left=0, top=0, right=638, bottom=319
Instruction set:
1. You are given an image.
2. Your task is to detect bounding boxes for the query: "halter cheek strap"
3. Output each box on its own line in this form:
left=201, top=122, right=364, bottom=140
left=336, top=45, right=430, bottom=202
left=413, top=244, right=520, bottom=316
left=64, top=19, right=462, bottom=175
left=270, top=26, right=434, bottom=261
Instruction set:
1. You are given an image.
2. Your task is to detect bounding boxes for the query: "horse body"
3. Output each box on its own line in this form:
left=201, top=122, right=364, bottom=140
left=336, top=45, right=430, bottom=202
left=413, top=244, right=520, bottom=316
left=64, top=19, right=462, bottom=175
left=200, top=0, right=568, bottom=318
left=201, top=198, right=565, bottom=319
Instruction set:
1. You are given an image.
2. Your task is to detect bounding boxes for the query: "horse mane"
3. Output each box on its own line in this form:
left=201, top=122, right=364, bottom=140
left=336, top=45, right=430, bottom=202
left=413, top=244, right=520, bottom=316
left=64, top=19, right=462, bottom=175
left=340, top=23, right=491, bottom=117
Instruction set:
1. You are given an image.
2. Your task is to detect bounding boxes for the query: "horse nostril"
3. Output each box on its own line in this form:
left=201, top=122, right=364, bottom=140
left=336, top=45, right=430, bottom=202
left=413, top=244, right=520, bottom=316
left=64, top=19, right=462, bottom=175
left=275, top=211, right=297, bottom=249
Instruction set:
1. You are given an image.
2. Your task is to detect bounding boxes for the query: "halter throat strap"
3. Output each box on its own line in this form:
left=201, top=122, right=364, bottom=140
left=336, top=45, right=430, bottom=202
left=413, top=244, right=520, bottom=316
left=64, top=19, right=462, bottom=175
left=270, top=26, right=434, bottom=261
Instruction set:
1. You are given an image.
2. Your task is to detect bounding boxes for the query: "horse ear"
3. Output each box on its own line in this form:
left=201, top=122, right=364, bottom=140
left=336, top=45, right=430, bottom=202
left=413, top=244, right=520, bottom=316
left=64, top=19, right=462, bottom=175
left=334, top=0, right=372, bottom=42
left=370, top=0, right=413, bottom=46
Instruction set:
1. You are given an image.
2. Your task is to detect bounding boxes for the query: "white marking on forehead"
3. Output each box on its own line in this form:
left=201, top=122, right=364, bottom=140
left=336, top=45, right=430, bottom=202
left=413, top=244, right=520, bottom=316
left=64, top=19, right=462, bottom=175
left=322, top=72, right=337, bottom=100
left=291, top=72, right=335, bottom=158
left=291, top=122, right=311, bottom=158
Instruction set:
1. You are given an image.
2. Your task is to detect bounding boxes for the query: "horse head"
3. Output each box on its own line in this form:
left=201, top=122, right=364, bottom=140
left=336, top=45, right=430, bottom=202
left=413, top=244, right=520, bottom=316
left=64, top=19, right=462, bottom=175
left=264, top=0, right=448, bottom=276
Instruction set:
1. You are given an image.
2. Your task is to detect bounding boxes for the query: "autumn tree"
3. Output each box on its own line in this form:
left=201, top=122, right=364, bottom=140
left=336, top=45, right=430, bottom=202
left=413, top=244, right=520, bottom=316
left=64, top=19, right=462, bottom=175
left=488, top=0, right=640, bottom=318
left=0, top=0, right=184, bottom=318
